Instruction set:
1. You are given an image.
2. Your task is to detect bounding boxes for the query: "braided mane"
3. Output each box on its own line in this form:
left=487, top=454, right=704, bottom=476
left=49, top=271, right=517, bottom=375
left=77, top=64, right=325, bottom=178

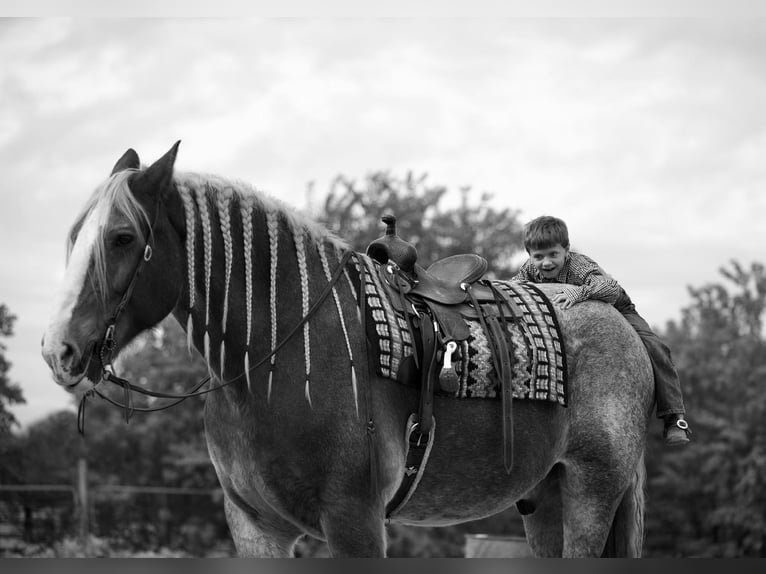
left=172, top=172, right=354, bottom=399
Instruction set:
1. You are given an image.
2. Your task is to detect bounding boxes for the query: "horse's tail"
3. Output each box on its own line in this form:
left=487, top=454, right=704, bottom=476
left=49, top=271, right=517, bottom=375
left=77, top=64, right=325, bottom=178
left=602, top=451, right=646, bottom=557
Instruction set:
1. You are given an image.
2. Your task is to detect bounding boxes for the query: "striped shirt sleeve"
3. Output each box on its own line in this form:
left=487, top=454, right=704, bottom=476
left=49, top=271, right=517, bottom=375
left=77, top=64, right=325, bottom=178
left=561, top=253, right=621, bottom=305
left=510, top=259, right=535, bottom=282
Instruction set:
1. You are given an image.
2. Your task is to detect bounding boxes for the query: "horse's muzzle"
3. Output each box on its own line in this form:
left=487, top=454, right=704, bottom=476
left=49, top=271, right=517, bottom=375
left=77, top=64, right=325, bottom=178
left=41, top=333, right=96, bottom=391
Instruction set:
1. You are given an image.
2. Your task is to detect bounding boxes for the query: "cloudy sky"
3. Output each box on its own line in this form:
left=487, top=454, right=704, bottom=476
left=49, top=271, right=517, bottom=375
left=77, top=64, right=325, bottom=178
left=2, top=12, right=765, bottom=428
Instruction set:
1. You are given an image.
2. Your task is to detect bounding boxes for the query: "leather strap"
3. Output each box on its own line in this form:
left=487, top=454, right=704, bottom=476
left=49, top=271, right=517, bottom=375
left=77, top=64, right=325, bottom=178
left=416, top=312, right=439, bottom=436
left=467, top=286, right=515, bottom=474
left=486, top=313, right=514, bottom=474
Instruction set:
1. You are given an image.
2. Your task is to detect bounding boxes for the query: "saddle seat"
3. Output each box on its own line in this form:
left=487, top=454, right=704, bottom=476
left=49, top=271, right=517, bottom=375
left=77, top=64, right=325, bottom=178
left=410, top=254, right=488, bottom=305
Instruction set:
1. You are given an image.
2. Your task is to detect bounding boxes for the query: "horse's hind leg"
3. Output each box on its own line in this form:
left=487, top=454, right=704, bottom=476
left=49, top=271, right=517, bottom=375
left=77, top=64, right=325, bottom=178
left=223, top=490, right=304, bottom=557
left=559, top=460, right=630, bottom=557
left=602, top=455, right=646, bottom=557
left=520, top=465, right=564, bottom=557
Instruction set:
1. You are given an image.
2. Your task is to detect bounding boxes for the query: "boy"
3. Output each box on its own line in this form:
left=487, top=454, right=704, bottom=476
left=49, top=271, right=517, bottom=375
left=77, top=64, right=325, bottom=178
left=512, top=215, right=691, bottom=446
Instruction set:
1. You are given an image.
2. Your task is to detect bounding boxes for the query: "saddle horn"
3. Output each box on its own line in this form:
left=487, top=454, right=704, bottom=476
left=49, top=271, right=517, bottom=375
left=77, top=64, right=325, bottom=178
left=366, top=214, right=418, bottom=274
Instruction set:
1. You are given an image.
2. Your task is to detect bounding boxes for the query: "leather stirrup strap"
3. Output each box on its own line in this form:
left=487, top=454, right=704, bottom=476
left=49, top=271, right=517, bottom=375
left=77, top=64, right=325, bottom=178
left=467, top=286, right=515, bottom=474
left=485, top=314, right=514, bottom=474
left=398, top=279, right=420, bottom=370
left=417, top=311, right=439, bottom=436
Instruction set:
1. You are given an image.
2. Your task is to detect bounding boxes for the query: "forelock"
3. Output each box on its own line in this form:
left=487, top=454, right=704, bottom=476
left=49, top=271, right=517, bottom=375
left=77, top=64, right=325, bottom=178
left=66, top=169, right=150, bottom=302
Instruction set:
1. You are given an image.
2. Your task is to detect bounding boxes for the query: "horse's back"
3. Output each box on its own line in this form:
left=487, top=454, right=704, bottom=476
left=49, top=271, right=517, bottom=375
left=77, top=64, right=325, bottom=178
left=546, top=285, right=654, bottom=436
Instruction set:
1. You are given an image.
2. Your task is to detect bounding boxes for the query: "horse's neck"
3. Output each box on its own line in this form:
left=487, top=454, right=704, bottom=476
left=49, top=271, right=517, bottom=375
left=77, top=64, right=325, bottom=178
left=172, top=175, right=353, bottom=392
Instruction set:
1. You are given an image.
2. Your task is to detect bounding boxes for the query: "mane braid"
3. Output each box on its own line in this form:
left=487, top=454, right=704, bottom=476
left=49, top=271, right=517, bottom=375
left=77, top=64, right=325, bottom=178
left=194, top=185, right=214, bottom=373
left=240, top=195, right=254, bottom=392
left=336, top=243, right=358, bottom=310
left=217, top=188, right=234, bottom=378
left=177, top=184, right=197, bottom=354
left=171, top=170, right=351, bottom=394
left=320, top=245, right=359, bottom=417
left=292, top=227, right=312, bottom=407
left=266, top=210, right=280, bottom=403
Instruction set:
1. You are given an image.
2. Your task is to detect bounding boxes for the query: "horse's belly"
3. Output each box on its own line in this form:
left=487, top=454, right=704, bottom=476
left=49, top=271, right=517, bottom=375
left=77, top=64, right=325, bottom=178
left=386, top=400, right=563, bottom=525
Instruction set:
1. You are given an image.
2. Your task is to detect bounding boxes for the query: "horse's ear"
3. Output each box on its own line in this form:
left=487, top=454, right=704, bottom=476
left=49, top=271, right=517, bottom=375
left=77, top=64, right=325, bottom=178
left=137, top=141, right=181, bottom=194
left=111, top=149, right=140, bottom=175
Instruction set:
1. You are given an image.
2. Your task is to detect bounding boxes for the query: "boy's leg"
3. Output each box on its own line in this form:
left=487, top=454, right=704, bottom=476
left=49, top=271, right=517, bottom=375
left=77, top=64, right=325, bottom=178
left=621, top=311, right=690, bottom=445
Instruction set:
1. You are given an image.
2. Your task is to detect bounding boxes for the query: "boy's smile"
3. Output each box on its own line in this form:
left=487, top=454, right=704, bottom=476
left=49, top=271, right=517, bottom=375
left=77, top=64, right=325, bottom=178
left=528, top=244, right=568, bottom=280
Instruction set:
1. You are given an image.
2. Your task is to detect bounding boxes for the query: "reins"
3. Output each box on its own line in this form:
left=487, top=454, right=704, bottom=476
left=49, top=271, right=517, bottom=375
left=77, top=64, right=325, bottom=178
left=77, top=225, right=358, bottom=433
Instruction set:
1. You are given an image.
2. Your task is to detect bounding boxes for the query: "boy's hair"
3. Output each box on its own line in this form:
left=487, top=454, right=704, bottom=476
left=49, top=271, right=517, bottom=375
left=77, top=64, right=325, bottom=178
left=523, top=215, right=570, bottom=252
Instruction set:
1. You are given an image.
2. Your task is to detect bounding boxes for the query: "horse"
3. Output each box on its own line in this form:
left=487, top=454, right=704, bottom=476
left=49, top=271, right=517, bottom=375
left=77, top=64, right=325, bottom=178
left=41, top=142, right=654, bottom=557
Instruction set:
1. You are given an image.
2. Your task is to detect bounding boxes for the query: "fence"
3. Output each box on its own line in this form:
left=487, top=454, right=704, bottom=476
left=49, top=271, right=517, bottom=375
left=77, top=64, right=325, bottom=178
left=0, top=457, right=227, bottom=556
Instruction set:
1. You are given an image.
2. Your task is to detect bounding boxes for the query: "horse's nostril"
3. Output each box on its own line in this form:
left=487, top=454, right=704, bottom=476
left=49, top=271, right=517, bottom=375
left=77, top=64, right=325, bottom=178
left=60, top=341, right=77, bottom=369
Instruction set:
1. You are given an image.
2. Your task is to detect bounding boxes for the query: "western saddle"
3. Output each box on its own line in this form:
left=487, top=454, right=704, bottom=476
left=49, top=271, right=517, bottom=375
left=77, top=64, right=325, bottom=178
left=366, top=215, right=522, bottom=516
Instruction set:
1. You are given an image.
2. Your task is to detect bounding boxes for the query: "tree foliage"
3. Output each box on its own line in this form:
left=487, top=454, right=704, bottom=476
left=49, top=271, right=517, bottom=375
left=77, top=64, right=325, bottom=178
left=319, top=171, right=525, bottom=277
left=0, top=303, right=25, bottom=435
left=646, top=261, right=766, bottom=557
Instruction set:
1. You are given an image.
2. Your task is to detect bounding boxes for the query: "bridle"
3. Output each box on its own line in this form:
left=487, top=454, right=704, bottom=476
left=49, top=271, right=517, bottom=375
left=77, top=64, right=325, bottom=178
left=78, top=195, right=358, bottom=433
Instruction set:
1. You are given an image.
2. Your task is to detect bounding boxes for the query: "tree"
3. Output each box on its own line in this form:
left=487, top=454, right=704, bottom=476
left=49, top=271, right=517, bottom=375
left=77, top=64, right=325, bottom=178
left=0, top=303, right=25, bottom=435
left=645, top=261, right=766, bottom=557
left=319, top=171, right=524, bottom=277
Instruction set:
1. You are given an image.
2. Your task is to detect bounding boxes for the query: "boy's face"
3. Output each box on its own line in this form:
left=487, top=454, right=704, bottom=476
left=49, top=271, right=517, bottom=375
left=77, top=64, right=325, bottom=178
left=528, top=244, right=568, bottom=279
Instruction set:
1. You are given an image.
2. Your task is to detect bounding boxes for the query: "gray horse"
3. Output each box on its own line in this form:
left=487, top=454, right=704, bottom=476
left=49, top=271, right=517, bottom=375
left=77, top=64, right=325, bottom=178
left=42, top=143, right=653, bottom=557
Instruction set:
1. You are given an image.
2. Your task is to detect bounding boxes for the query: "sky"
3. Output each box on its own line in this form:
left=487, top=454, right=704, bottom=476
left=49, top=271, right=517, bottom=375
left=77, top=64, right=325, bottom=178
left=1, top=10, right=765, bottom=429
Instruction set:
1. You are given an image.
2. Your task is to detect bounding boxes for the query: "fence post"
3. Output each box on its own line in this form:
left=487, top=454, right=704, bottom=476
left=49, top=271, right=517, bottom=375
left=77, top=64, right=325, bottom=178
left=77, top=437, right=89, bottom=552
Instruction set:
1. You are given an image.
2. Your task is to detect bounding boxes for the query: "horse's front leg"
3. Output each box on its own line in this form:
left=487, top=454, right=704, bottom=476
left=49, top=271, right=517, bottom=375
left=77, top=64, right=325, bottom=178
left=222, top=486, right=304, bottom=557
left=321, top=499, right=387, bottom=557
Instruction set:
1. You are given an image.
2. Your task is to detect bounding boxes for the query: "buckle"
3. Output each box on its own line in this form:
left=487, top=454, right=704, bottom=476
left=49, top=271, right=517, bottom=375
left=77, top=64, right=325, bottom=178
left=104, top=324, right=116, bottom=350
left=101, top=363, right=115, bottom=384
left=675, top=419, right=689, bottom=431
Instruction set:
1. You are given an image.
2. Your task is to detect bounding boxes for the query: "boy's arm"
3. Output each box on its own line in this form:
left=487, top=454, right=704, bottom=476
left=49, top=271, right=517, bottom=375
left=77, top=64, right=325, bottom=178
left=558, top=254, right=621, bottom=305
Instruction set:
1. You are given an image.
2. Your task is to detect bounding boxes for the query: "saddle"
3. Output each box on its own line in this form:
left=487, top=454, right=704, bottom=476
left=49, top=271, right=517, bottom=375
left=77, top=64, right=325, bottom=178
left=366, top=215, right=521, bottom=518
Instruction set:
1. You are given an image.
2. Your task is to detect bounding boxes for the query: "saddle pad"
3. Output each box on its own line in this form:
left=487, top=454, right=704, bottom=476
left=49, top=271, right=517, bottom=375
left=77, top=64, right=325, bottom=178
left=359, top=259, right=567, bottom=406
left=456, top=282, right=568, bottom=406
left=360, top=258, right=415, bottom=379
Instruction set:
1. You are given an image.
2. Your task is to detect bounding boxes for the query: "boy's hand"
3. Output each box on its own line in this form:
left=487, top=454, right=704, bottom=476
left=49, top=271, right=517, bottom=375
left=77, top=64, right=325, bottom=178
left=552, top=291, right=577, bottom=310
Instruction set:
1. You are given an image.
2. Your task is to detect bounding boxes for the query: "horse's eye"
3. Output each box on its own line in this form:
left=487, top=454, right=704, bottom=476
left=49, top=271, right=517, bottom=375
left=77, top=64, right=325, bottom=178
left=115, top=233, right=135, bottom=247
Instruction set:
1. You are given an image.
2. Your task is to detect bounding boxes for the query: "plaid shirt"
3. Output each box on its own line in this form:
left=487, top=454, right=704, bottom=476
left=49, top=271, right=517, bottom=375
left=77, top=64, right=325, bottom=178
left=512, top=251, right=633, bottom=311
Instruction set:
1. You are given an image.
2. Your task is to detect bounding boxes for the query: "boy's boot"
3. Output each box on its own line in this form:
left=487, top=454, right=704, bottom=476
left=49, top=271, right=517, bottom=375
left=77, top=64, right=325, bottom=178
left=663, top=414, right=691, bottom=447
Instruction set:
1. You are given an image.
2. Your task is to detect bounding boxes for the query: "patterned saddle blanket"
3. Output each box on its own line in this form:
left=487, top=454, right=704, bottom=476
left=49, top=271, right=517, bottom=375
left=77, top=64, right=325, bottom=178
left=361, top=260, right=568, bottom=406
